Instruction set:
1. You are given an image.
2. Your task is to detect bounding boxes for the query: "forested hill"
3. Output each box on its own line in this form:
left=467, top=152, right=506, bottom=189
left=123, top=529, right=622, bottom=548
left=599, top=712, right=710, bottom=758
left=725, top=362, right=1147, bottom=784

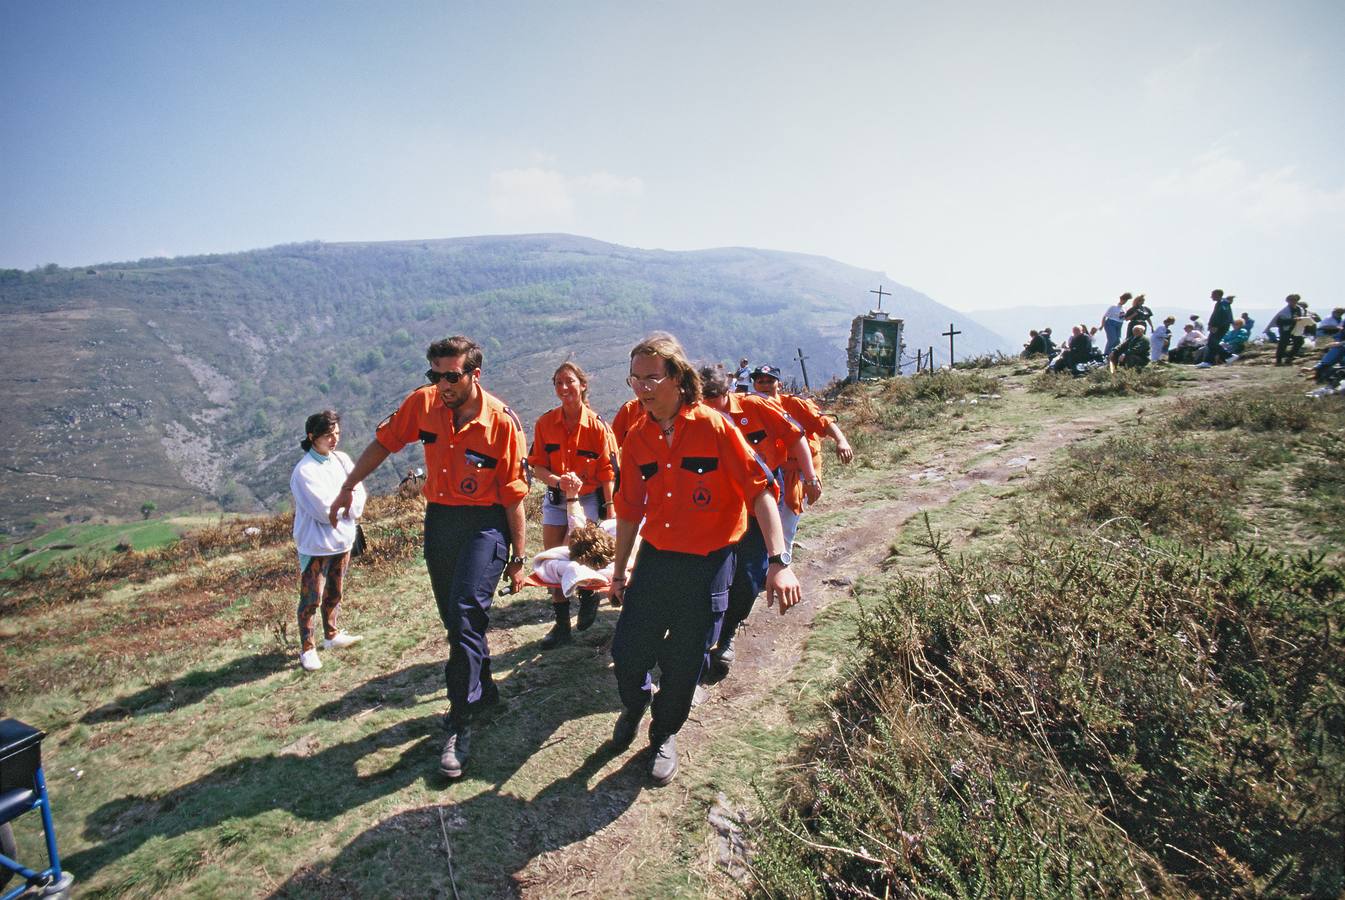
left=0, top=234, right=1001, bottom=531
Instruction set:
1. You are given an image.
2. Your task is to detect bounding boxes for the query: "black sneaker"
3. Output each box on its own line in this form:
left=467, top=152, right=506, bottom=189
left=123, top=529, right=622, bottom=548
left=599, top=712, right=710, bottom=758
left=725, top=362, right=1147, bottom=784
left=649, top=733, right=678, bottom=786
left=611, top=706, right=644, bottom=750
left=439, top=725, right=472, bottom=779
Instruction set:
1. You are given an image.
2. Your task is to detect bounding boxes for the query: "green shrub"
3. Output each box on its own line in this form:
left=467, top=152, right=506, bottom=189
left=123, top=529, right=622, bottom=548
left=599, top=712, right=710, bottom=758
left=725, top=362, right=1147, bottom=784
left=754, top=533, right=1345, bottom=897
left=1031, top=365, right=1170, bottom=397
left=1044, top=431, right=1239, bottom=540
left=1175, top=391, right=1317, bottom=432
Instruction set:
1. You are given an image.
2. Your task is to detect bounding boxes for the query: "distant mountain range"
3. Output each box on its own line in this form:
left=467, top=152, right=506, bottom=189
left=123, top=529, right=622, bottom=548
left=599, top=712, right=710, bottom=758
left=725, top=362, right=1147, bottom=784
left=0, top=233, right=1002, bottom=533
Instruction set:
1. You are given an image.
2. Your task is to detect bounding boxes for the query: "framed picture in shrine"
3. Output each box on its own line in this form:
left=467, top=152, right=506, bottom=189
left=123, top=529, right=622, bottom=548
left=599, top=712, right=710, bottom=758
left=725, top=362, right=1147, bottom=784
left=857, top=317, right=900, bottom=379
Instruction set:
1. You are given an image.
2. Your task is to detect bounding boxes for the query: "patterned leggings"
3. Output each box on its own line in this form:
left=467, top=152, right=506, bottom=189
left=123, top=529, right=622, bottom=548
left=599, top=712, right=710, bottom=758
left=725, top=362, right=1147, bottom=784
left=298, top=552, right=349, bottom=651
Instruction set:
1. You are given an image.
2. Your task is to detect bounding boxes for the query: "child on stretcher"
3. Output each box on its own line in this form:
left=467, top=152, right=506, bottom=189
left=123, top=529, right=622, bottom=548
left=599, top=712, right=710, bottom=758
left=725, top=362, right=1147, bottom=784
left=526, top=492, right=640, bottom=627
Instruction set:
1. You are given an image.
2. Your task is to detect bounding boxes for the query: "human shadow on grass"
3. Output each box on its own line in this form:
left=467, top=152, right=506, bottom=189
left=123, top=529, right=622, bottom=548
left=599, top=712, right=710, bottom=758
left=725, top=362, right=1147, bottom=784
left=80, top=651, right=291, bottom=724
left=70, top=628, right=631, bottom=887
left=308, top=600, right=618, bottom=727
left=65, top=714, right=445, bottom=883
left=269, top=744, right=648, bottom=898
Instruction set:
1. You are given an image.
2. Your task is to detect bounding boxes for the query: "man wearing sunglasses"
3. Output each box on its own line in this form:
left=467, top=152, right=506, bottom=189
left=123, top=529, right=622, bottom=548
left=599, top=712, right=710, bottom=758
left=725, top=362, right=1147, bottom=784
left=330, top=335, right=528, bottom=781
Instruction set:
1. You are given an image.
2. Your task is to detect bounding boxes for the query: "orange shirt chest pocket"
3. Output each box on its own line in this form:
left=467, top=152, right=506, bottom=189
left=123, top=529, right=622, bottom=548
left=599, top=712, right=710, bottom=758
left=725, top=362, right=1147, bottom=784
left=632, top=432, right=736, bottom=517
left=421, top=428, right=505, bottom=501
left=675, top=453, right=731, bottom=515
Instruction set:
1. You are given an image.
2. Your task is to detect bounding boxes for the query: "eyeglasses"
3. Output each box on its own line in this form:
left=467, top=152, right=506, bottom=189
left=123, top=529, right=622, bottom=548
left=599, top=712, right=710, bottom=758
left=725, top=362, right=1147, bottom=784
left=426, top=368, right=475, bottom=384
left=627, top=373, right=671, bottom=391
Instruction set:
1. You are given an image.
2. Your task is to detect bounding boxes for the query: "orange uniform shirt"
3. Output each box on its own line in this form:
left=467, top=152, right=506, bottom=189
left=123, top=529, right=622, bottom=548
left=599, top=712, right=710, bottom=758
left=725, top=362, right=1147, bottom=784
left=611, top=397, right=644, bottom=446
left=527, top=404, right=616, bottom=494
left=614, top=402, right=769, bottom=555
left=778, top=394, right=833, bottom=513
left=719, top=392, right=803, bottom=472
left=376, top=385, right=528, bottom=507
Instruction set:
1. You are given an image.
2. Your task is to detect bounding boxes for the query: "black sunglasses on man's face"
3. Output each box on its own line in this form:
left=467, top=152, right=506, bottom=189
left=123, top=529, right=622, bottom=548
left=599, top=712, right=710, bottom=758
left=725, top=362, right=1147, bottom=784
left=426, top=368, right=475, bottom=384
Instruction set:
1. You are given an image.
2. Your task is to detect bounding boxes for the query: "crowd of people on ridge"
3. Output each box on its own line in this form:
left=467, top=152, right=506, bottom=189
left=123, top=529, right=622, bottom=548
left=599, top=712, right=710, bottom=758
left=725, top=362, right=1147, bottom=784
left=288, top=333, right=853, bottom=788
left=1022, top=290, right=1343, bottom=385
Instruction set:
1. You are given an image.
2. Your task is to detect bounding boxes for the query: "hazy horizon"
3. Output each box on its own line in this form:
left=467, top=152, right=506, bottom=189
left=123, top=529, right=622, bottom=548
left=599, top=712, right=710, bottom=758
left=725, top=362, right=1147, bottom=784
left=4, top=1, right=1342, bottom=314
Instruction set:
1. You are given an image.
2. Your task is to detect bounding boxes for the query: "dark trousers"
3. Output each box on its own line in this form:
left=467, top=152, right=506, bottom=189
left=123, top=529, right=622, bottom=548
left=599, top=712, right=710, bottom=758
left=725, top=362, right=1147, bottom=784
left=611, top=542, right=733, bottom=739
left=424, top=503, right=508, bottom=727
left=718, top=520, right=768, bottom=651
left=1276, top=327, right=1294, bottom=364
left=1205, top=326, right=1229, bottom=365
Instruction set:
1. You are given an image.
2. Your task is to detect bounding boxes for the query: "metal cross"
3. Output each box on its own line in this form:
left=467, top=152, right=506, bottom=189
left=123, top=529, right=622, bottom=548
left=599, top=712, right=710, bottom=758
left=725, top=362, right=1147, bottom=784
left=942, top=323, right=963, bottom=366
left=795, top=347, right=811, bottom=393
left=869, top=284, right=891, bottom=311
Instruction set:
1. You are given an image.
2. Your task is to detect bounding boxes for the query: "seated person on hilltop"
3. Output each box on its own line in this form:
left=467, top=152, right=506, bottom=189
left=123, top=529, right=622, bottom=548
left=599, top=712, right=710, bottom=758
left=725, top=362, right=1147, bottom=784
left=1048, top=325, right=1094, bottom=375
left=1081, top=325, right=1106, bottom=364
left=1040, top=327, right=1057, bottom=358
left=1109, top=324, right=1150, bottom=371
left=1169, top=323, right=1206, bottom=364
left=1306, top=337, right=1345, bottom=384
left=1200, top=317, right=1251, bottom=367
left=1316, top=307, right=1343, bottom=346
left=1022, top=329, right=1048, bottom=357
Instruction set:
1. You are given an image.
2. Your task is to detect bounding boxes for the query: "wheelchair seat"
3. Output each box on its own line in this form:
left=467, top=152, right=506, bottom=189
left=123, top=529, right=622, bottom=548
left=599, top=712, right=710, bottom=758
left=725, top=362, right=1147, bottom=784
left=0, top=719, right=72, bottom=899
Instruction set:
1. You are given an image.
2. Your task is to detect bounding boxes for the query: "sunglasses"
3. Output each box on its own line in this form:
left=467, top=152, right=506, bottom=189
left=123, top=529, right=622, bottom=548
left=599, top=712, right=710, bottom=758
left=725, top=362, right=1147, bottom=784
left=426, top=368, right=476, bottom=384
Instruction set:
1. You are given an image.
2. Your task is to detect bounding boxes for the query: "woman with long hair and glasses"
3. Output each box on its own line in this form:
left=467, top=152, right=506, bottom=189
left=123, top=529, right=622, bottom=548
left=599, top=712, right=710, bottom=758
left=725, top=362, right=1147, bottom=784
left=608, top=334, right=802, bottom=785
left=290, top=409, right=367, bottom=671
left=527, top=361, right=617, bottom=648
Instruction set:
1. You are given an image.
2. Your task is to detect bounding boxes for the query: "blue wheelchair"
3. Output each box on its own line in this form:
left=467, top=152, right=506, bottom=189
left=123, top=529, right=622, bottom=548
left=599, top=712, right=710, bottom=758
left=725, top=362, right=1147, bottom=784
left=0, top=719, right=73, bottom=899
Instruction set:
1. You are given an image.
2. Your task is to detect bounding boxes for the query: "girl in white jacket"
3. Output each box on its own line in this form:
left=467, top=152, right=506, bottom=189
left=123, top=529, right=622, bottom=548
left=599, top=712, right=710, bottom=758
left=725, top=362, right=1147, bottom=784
left=290, top=410, right=367, bottom=671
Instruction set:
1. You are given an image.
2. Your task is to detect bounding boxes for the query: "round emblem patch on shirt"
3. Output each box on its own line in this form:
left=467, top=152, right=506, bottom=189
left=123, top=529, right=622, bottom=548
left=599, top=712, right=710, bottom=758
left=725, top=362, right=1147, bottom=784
left=692, top=486, right=711, bottom=507
left=460, top=476, right=479, bottom=494
left=740, top=417, right=748, bottom=425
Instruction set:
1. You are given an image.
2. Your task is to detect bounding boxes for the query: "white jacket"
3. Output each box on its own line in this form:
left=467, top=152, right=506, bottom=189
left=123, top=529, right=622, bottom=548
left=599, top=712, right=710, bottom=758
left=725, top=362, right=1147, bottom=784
left=290, top=450, right=367, bottom=557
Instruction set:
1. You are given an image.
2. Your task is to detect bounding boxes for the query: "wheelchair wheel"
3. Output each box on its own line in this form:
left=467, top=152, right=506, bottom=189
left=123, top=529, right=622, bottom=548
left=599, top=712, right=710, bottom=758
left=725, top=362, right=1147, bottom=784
left=0, top=821, right=15, bottom=890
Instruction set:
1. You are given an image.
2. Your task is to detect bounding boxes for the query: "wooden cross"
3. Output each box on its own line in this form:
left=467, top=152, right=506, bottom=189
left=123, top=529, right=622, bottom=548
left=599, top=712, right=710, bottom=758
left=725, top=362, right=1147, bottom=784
left=942, top=323, right=962, bottom=366
left=795, top=347, right=811, bottom=392
left=869, top=284, right=891, bottom=312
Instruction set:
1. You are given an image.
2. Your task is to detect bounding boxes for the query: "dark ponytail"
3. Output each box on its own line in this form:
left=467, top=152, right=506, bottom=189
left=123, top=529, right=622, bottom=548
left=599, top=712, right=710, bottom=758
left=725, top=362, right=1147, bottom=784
left=302, top=409, right=341, bottom=451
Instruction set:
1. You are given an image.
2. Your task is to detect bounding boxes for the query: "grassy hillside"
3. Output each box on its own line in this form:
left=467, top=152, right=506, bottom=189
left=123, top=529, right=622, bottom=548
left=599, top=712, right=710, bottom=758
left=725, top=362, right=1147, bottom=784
left=3, top=352, right=1336, bottom=897
left=0, top=235, right=1001, bottom=541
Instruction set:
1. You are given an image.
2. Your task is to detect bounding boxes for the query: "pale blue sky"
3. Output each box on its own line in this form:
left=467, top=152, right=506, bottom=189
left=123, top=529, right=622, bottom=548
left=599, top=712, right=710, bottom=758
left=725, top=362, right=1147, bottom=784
left=3, top=1, right=1342, bottom=312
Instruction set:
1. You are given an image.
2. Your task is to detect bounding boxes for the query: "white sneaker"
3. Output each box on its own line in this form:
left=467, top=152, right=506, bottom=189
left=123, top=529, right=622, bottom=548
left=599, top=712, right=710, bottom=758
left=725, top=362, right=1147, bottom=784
left=300, top=649, right=322, bottom=671
left=1195, top=362, right=1212, bottom=369
left=1226, top=353, right=1239, bottom=362
left=323, top=632, right=363, bottom=650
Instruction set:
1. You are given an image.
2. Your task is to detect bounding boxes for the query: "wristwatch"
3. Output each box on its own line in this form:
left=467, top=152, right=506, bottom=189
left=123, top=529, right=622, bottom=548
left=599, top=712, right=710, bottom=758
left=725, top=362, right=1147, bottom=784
left=803, top=477, right=821, bottom=487
left=507, top=555, right=525, bottom=566
left=768, top=551, right=792, bottom=567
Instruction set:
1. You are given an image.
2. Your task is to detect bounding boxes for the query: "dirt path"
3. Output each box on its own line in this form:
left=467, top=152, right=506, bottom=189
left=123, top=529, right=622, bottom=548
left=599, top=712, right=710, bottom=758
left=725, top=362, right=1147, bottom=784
left=504, top=365, right=1299, bottom=897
